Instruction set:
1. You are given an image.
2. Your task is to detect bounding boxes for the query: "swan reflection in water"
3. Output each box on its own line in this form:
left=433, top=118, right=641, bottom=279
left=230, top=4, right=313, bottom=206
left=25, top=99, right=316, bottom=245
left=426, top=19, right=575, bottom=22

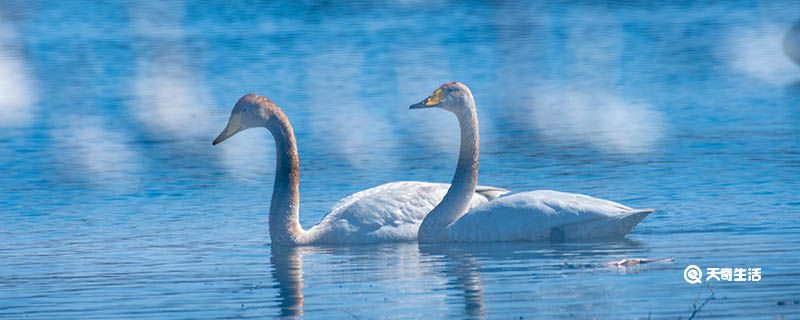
left=270, top=246, right=305, bottom=318
left=268, top=240, right=650, bottom=319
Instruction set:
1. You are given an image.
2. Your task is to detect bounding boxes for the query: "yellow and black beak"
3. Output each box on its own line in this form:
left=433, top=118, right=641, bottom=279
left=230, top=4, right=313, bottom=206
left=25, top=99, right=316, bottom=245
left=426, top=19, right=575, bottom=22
left=410, top=88, right=444, bottom=109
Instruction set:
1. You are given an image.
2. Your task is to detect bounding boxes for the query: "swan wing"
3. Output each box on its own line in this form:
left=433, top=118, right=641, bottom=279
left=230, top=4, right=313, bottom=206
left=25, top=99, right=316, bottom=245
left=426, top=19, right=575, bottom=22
left=475, top=185, right=510, bottom=201
left=306, top=181, right=508, bottom=244
left=444, top=190, right=652, bottom=242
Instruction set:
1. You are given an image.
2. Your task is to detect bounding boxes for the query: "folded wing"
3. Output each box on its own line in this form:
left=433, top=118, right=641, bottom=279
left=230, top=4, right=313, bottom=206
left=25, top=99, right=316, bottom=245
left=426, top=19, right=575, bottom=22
left=444, top=190, right=652, bottom=242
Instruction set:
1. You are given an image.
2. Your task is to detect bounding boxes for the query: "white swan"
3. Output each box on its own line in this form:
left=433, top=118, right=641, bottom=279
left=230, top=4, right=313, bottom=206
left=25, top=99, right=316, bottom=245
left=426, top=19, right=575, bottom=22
left=212, top=94, right=508, bottom=245
left=411, top=82, right=653, bottom=243
left=785, top=20, right=800, bottom=65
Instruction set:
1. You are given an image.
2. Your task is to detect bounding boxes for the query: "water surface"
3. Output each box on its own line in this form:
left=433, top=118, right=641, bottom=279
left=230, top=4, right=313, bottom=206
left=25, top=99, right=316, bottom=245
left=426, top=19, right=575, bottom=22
left=1, top=1, right=799, bottom=318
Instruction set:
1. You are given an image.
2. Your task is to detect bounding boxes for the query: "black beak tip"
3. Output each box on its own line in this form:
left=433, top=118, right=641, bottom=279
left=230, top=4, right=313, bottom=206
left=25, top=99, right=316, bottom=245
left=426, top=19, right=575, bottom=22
left=409, top=102, right=426, bottom=109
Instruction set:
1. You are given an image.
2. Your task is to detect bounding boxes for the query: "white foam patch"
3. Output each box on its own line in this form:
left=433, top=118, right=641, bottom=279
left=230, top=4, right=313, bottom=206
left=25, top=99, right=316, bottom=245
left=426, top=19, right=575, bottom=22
left=129, top=2, right=271, bottom=182
left=0, top=12, right=35, bottom=128
left=129, top=0, right=217, bottom=140
left=52, top=117, right=143, bottom=187
left=132, top=57, right=217, bottom=139
left=726, top=24, right=798, bottom=85
left=216, top=128, right=275, bottom=182
left=518, top=9, right=664, bottom=155
left=530, top=86, right=664, bottom=154
left=305, top=50, right=398, bottom=169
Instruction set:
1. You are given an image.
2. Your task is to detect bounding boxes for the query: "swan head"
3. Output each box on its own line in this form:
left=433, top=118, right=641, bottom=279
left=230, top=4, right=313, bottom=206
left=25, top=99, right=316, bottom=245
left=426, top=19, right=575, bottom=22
left=212, top=94, right=277, bottom=145
left=409, top=81, right=474, bottom=113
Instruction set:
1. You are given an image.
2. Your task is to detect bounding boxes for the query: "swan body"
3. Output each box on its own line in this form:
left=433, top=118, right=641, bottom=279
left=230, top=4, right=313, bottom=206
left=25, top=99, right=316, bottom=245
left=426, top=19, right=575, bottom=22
left=305, top=182, right=507, bottom=244
left=438, top=191, right=652, bottom=242
left=212, top=94, right=508, bottom=246
left=411, top=82, right=652, bottom=243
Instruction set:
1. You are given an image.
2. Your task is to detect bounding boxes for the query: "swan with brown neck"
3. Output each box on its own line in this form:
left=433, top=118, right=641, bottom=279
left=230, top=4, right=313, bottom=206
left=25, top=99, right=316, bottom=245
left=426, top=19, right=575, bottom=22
left=412, top=82, right=653, bottom=243
left=212, top=94, right=508, bottom=245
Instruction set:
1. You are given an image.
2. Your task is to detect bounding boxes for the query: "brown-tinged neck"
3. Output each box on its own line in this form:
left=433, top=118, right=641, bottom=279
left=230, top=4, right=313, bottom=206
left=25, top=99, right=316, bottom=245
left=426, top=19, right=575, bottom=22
left=265, top=109, right=305, bottom=245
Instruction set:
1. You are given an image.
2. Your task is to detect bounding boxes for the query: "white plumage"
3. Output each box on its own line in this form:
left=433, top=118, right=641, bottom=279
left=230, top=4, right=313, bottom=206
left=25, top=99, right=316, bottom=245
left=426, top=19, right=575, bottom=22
left=305, top=182, right=507, bottom=244
left=441, top=191, right=652, bottom=242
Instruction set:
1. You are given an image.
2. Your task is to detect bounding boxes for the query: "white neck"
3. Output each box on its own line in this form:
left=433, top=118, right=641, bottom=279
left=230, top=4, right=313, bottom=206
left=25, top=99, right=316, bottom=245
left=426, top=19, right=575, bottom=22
left=418, top=99, right=480, bottom=242
left=265, top=111, right=306, bottom=245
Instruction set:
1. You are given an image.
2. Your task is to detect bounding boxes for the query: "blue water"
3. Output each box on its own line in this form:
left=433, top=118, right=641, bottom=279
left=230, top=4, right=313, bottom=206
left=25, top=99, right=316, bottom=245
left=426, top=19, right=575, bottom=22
left=2, top=1, right=800, bottom=318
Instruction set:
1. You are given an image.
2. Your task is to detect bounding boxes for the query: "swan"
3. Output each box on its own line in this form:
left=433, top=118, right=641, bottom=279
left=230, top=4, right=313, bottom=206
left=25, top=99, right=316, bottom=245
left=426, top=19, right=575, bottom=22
left=212, top=94, right=509, bottom=245
left=411, top=82, right=653, bottom=243
left=785, top=20, right=800, bottom=65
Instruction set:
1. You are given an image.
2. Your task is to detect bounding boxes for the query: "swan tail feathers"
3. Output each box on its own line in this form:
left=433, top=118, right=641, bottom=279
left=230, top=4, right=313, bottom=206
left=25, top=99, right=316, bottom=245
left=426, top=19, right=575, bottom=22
left=555, top=208, right=653, bottom=241
left=614, top=208, right=653, bottom=234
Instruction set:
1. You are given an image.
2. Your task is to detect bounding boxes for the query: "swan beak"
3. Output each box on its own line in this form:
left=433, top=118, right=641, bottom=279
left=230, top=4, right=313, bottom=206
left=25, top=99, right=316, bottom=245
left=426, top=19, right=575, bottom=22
left=409, top=100, right=429, bottom=109
left=410, top=88, right=443, bottom=109
left=212, top=114, right=243, bottom=145
left=410, top=97, right=440, bottom=109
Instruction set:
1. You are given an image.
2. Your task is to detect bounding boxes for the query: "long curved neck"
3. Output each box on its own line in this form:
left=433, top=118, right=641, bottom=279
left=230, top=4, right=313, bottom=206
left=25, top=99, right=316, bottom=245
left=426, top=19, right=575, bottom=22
left=265, top=111, right=305, bottom=245
left=419, top=99, right=479, bottom=242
